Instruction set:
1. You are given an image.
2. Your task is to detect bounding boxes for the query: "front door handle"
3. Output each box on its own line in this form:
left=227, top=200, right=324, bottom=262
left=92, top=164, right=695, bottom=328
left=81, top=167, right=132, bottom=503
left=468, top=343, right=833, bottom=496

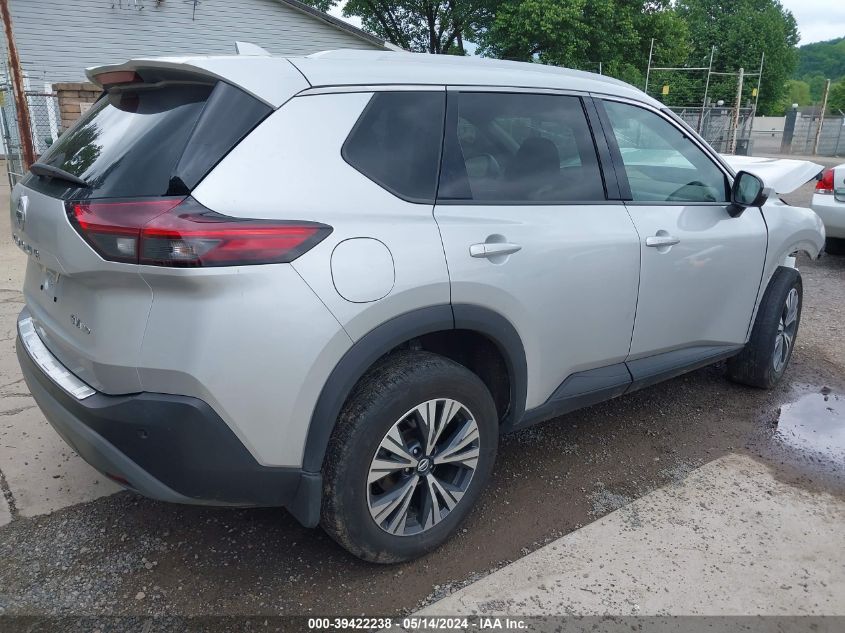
left=469, top=242, right=522, bottom=258
left=645, top=235, right=680, bottom=248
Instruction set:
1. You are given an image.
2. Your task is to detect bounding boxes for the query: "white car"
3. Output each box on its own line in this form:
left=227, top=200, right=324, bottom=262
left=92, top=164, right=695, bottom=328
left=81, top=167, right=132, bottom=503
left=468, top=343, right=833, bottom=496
left=12, top=49, right=826, bottom=562
left=812, top=164, right=845, bottom=255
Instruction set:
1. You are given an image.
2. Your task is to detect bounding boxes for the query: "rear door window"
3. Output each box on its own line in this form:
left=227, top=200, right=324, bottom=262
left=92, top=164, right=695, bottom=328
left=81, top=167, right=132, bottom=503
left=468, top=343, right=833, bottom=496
left=438, top=92, right=606, bottom=203
left=342, top=91, right=446, bottom=203
left=25, top=81, right=270, bottom=199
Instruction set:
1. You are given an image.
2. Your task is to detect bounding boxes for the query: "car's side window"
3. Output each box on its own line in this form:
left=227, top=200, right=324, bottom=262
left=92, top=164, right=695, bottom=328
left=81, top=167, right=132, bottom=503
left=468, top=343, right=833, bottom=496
left=343, top=91, right=445, bottom=203
left=438, top=92, right=605, bottom=203
left=602, top=100, right=729, bottom=203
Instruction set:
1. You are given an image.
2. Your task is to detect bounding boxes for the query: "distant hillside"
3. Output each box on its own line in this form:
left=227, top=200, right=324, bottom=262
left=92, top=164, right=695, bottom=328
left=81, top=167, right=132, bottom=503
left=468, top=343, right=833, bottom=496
left=795, top=37, right=845, bottom=80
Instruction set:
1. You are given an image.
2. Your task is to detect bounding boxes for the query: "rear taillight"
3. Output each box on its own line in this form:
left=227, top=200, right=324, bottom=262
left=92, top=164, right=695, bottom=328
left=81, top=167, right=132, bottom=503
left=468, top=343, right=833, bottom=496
left=66, top=197, right=331, bottom=267
left=815, top=169, right=834, bottom=195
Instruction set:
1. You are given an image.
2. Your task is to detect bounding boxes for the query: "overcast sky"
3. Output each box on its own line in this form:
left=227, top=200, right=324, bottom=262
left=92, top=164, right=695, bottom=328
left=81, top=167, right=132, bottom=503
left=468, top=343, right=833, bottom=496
left=331, top=1, right=845, bottom=47
left=781, top=0, right=845, bottom=44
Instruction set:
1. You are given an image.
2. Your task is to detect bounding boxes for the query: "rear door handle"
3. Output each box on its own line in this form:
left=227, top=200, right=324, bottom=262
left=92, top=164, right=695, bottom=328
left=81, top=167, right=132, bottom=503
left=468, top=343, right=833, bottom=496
left=469, top=242, right=522, bottom=258
left=645, top=235, right=680, bottom=248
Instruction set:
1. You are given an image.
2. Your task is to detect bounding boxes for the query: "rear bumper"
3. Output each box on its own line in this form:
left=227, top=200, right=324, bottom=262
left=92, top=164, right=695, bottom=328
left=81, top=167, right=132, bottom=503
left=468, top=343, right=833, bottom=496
left=16, top=320, right=321, bottom=526
left=812, top=194, right=845, bottom=239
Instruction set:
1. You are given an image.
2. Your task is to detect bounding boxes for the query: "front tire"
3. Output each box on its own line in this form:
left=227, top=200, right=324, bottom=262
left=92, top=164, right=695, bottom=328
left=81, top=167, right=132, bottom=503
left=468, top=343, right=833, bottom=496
left=825, top=237, right=845, bottom=256
left=727, top=266, right=802, bottom=389
left=321, top=350, right=498, bottom=563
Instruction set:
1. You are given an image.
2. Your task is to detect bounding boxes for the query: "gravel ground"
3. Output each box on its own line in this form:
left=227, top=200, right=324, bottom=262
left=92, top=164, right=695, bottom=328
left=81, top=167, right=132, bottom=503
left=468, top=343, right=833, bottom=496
left=0, top=178, right=843, bottom=625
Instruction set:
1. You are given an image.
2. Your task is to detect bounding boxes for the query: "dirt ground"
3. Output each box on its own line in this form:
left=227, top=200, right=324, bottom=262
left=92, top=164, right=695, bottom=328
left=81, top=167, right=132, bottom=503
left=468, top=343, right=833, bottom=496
left=0, top=173, right=843, bottom=621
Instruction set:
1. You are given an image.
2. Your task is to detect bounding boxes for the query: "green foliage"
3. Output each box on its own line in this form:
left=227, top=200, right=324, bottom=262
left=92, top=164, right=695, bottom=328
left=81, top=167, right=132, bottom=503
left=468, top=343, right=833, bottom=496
left=795, top=37, right=845, bottom=82
left=477, top=0, right=688, bottom=90
left=791, top=38, right=845, bottom=113
left=807, top=74, right=828, bottom=102
left=300, top=0, right=808, bottom=115
left=828, top=80, right=845, bottom=114
left=300, top=0, right=499, bottom=54
left=781, top=79, right=811, bottom=108
left=676, top=0, right=799, bottom=115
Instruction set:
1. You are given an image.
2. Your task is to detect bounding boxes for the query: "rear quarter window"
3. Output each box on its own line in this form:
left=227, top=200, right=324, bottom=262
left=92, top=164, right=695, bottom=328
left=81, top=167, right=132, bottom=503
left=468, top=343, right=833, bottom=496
left=342, top=91, right=446, bottom=203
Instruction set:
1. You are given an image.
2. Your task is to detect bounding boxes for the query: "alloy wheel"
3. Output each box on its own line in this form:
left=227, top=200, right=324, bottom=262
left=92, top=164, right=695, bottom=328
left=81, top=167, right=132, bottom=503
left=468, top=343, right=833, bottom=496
left=366, top=398, right=480, bottom=536
left=773, top=287, right=799, bottom=374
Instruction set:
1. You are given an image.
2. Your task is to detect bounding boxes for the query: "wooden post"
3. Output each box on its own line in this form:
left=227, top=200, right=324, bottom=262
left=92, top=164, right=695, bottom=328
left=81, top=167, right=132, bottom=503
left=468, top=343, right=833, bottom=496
left=813, top=79, right=831, bottom=155
left=0, top=0, right=35, bottom=170
left=729, top=67, right=744, bottom=154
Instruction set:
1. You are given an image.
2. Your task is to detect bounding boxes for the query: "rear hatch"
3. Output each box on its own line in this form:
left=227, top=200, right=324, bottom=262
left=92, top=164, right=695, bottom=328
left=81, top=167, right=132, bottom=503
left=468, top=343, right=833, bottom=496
left=12, top=69, right=273, bottom=393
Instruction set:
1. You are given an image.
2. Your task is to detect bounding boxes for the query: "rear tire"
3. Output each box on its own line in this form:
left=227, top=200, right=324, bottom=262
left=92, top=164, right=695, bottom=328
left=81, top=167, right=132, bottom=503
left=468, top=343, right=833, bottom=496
left=727, top=266, right=802, bottom=389
left=825, top=237, right=845, bottom=256
left=320, top=350, right=498, bottom=563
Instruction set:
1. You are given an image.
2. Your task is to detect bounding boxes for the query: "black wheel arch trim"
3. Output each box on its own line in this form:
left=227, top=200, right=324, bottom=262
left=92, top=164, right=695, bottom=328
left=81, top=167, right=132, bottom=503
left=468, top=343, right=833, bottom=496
left=301, top=303, right=527, bottom=473
left=451, top=304, right=528, bottom=432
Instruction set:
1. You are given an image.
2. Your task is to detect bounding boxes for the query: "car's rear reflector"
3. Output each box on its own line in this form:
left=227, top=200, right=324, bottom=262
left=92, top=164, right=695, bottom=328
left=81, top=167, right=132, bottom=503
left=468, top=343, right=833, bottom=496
left=815, top=169, right=834, bottom=195
left=67, top=197, right=332, bottom=267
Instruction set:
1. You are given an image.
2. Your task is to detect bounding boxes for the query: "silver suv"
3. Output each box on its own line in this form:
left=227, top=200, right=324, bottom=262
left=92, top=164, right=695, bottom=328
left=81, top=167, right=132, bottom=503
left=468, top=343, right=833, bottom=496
left=12, top=50, right=824, bottom=563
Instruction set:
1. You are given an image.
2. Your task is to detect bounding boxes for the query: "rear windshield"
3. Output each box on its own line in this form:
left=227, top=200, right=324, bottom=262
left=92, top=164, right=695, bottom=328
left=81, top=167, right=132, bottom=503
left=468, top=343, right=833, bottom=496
left=25, top=81, right=270, bottom=199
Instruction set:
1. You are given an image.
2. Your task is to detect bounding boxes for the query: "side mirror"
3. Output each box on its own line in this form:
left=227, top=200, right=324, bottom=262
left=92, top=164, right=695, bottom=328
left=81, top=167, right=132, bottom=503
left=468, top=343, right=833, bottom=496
left=728, top=170, right=768, bottom=217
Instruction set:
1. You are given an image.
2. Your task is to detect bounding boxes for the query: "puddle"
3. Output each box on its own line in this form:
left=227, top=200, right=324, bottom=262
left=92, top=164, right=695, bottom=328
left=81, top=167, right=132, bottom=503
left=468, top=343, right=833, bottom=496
left=773, top=391, right=844, bottom=466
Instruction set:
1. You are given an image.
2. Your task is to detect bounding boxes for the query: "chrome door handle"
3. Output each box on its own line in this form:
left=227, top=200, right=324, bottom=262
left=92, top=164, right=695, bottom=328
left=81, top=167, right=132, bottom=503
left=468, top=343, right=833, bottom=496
left=469, top=242, right=522, bottom=258
left=645, top=235, right=680, bottom=248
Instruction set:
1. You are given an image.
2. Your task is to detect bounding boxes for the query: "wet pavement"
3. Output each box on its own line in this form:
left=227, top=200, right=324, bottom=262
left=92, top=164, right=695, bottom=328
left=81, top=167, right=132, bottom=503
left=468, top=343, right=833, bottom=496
left=773, top=391, right=843, bottom=467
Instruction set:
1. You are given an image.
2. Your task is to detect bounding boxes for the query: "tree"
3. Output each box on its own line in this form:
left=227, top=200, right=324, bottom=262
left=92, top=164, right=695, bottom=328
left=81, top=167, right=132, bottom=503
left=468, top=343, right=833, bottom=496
left=795, top=37, right=845, bottom=81
left=477, top=0, right=689, bottom=89
left=780, top=79, right=811, bottom=109
left=676, top=0, right=799, bottom=115
left=828, top=80, right=845, bottom=115
left=303, top=0, right=499, bottom=54
left=807, top=74, right=828, bottom=102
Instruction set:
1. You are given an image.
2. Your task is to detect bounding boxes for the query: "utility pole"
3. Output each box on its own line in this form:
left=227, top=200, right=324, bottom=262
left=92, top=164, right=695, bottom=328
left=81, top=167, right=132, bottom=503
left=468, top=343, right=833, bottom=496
left=813, top=78, right=831, bottom=155
left=644, top=38, right=654, bottom=93
left=729, top=67, right=744, bottom=154
left=0, top=0, right=35, bottom=170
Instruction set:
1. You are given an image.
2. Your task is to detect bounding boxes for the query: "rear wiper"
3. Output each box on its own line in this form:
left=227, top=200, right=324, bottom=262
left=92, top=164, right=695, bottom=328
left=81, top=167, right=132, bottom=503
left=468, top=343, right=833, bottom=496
left=29, top=162, right=90, bottom=188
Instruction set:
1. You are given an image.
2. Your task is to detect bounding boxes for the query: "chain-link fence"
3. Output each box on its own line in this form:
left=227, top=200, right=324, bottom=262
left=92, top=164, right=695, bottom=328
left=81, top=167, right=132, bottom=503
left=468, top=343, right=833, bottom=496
left=27, top=90, right=61, bottom=154
left=669, top=106, right=845, bottom=157
left=669, top=106, right=755, bottom=154
left=0, top=77, right=24, bottom=187
left=789, top=115, right=845, bottom=157
left=1, top=52, right=62, bottom=187
left=0, top=87, right=59, bottom=187
left=745, top=114, right=845, bottom=157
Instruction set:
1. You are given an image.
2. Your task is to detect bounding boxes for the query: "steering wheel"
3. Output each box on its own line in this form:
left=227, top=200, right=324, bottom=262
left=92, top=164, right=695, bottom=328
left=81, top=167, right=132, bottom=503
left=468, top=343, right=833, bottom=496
left=667, top=181, right=716, bottom=202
